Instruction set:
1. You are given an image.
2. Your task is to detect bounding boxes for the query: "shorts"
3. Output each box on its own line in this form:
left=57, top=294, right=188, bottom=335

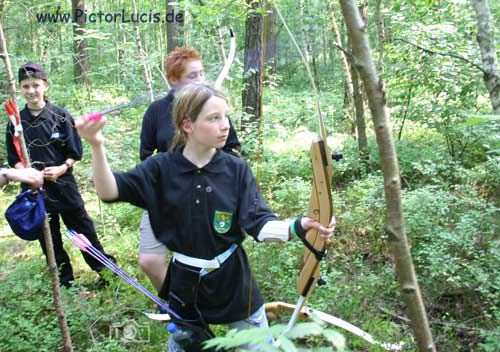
left=139, top=211, right=169, bottom=255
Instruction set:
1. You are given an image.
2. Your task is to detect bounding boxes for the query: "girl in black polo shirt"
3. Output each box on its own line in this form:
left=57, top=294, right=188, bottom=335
left=138, top=47, right=241, bottom=292
left=76, top=83, right=335, bottom=351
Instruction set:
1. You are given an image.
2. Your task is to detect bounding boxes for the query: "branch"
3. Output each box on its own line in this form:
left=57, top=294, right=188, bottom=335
left=393, top=37, right=485, bottom=74
left=334, top=43, right=354, bottom=62
left=214, top=28, right=235, bottom=89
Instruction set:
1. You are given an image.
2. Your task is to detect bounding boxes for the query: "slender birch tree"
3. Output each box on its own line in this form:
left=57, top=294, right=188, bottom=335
left=338, top=1, right=436, bottom=350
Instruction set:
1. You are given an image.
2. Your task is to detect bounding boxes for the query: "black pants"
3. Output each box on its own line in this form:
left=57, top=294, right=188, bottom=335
left=38, top=207, right=114, bottom=286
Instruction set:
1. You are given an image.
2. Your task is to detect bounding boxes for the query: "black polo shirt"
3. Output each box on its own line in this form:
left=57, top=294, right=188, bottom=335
left=139, top=89, right=241, bottom=161
left=112, top=149, right=277, bottom=323
left=6, top=102, right=84, bottom=212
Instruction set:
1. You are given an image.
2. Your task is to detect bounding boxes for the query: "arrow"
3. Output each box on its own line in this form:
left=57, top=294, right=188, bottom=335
left=64, top=229, right=176, bottom=319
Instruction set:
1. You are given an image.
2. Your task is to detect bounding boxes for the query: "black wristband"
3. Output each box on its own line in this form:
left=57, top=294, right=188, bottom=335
left=64, top=161, right=72, bottom=169
left=293, top=216, right=327, bottom=261
left=293, top=217, right=306, bottom=239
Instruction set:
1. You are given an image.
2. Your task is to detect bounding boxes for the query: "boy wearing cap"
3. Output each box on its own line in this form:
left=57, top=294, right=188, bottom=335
left=5, top=62, right=115, bottom=287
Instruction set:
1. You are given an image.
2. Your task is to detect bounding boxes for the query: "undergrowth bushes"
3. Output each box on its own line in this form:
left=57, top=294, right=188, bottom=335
left=253, top=124, right=499, bottom=350
left=1, top=84, right=498, bottom=350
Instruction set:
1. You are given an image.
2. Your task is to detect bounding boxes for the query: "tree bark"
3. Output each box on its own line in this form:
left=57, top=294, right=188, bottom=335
left=158, top=21, right=165, bottom=75
left=331, top=11, right=356, bottom=130
left=470, top=0, right=500, bottom=113
left=0, top=18, right=74, bottom=352
left=166, top=2, right=178, bottom=54
left=265, top=4, right=277, bottom=76
left=332, top=4, right=369, bottom=164
left=375, top=0, right=385, bottom=75
left=114, top=22, right=123, bottom=84
left=354, top=2, right=369, bottom=165
left=350, top=61, right=369, bottom=163
left=299, top=0, right=319, bottom=89
left=71, top=0, right=90, bottom=84
left=338, top=1, right=436, bottom=351
left=242, top=0, right=264, bottom=130
left=132, top=0, right=154, bottom=102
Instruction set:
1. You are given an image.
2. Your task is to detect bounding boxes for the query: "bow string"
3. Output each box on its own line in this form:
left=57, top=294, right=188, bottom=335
left=274, top=4, right=334, bottom=332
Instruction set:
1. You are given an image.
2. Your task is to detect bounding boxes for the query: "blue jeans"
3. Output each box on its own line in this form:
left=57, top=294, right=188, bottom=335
left=167, top=304, right=272, bottom=351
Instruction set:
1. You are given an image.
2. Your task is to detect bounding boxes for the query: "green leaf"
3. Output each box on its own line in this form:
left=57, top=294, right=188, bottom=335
left=275, top=336, right=297, bottom=352
left=286, top=322, right=323, bottom=339
left=323, top=329, right=346, bottom=351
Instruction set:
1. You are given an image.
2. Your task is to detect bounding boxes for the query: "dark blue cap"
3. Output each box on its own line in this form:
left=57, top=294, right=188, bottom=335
left=18, top=62, right=47, bottom=83
left=5, top=189, right=46, bottom=241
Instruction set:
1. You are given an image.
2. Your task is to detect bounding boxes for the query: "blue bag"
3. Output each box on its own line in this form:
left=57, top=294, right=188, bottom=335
left=5, top=189, right=46, bottom=241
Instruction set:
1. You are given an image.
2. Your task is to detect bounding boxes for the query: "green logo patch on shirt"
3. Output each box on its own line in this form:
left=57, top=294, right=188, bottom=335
left=213, top=210, right=233, bottom=234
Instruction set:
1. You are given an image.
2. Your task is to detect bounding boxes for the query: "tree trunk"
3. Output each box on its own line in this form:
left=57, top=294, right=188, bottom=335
left=338, top=1, right=436, bottom=351
left=183, top=0, right=190, bottom=47
left=242, top=0, right=264, bottom=130
left=375, top=0, right=385, bottom=75
left=132, top=0, right=154, bottom=102
left=299, top=0, right=307, bottom=61
left=470, top=0, right=500, bottom=113
left=158, top=20, right=166, bottom=74
left=354, top=2, right=369, bottom=165
left=166, top=2, right=178, bottom=54
left=350, top=62, right=369, bottom=163
left=299, top=0, right=319, bottom=89
left=0, top=18, right=74, bottom=352
left=398, top=83, right=414, bottom=141
left=114, top=22, right=123, bottom=84
left=331, top=11, right=356, bottom=132
left=72, top=0, right=90, bottom=84
left=265, top=5, right=277, bottom=76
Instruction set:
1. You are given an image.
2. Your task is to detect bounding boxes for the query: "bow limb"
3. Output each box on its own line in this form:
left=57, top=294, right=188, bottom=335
left=266, top=301, right=404, bottom=351
left=214, top=28, right=236, bottom=89
left=300, top=138, right=333, bottom=295
left=286, top=137, right=333, bottom=331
